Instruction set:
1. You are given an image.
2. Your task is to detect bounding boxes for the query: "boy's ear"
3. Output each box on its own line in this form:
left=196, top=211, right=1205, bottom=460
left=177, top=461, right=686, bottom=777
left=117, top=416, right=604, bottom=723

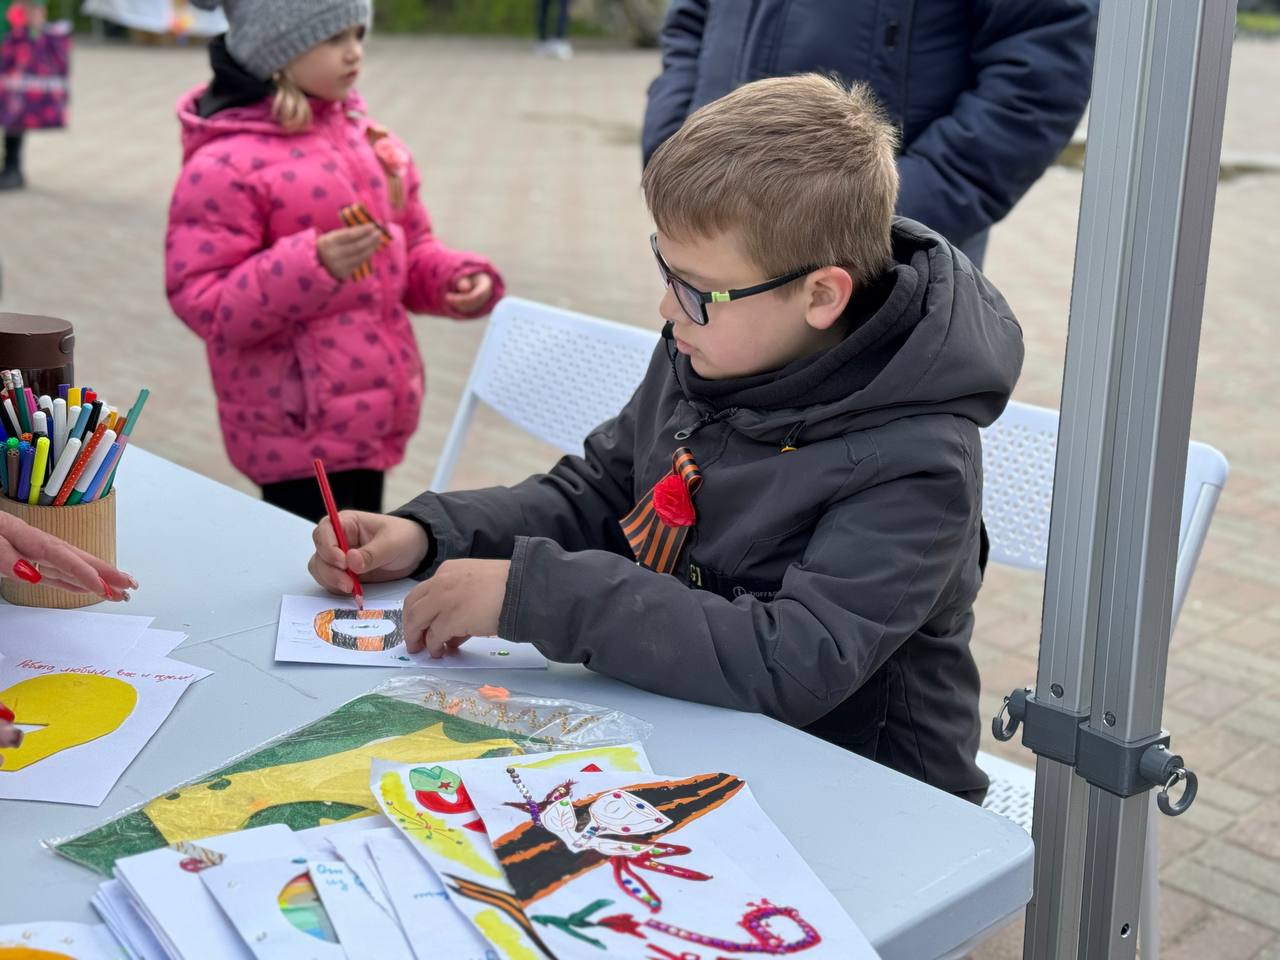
left=802, top=266, right=855, bottom=331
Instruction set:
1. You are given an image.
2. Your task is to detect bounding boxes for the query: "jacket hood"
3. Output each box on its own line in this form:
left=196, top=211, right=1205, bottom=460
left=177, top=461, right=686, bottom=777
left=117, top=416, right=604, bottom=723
left=176, top=84, right=368, bottom=161
left=675, top=218, right=1025, bottom=443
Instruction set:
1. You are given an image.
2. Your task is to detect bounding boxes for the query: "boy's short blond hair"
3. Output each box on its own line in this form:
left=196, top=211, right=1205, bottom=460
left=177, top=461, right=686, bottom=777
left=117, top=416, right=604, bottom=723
left=643, top=74, right=900, bottom=288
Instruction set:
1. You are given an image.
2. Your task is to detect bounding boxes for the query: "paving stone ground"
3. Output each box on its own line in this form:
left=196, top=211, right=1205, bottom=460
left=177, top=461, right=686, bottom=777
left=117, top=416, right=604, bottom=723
left=1, top=33, right=1276, bottom=959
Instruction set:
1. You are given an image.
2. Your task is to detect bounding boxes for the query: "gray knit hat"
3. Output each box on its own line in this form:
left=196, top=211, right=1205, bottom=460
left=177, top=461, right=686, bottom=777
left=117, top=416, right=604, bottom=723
left=190, top=0, right=372, bottom=81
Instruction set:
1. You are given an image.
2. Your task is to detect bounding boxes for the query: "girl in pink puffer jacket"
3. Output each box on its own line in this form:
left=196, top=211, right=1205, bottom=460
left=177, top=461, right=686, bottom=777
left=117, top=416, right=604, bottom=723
left=167, top=0, right=503, bottom=520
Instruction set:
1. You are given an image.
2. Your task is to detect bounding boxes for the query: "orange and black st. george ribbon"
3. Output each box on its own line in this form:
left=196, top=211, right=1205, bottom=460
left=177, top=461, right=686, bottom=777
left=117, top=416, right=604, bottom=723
left=619, top=447, right=702, bottom=574
left=339, top=203, right=392, bottom=281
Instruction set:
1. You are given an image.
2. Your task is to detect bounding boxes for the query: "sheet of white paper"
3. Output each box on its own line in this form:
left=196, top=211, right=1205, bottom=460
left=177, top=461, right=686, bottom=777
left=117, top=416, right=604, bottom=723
left=275, top=596, right=546, bottom=669
left=308, top=860, right=413, bottom=960
left=201, top=857, right=347, bottom=960
left=93, top=879, right=169, bottom=960
left=0, top=606, right=154, bottom=660
left=0, top=921, right=128, bottom=958
left=0, top=650, right=211, bottom=805
left=365, top=830, right=495, bottom=960
left=115, top=825, right=305, bottom=960
left=132, top=629, right=189, bottom=658
left=371, top=745, right=652, bottom=960
left=294, top=815, right=393, bottom=857
left=463, top=767, right=881, bottom=960
left=325, top=828, right=397, bottom=918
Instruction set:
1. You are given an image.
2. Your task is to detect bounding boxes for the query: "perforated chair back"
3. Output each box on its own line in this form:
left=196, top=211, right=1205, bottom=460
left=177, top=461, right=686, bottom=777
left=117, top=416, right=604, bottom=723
left=431, top=298, right=660, bottom=491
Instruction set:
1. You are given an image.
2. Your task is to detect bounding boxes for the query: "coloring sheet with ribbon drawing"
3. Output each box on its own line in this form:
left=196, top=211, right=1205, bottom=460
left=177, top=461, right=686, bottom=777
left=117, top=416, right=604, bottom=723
left=275, top=596, right=547, bottom=669
left=371, top=745, right=653, bottom=959
left=0, top=649, right=210, bottom=806
left=458, top=766, right=881, bottom=959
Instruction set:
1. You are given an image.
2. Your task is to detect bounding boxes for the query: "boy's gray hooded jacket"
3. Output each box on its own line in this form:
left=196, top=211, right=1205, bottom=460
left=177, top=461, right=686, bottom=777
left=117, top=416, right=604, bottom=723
left=397, top=219, right=1024, bottom=799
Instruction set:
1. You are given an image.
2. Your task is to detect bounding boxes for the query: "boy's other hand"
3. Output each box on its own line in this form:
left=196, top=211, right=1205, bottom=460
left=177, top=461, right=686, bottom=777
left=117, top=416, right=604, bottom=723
left=308, top=511, right=430, bottom=595
left=403, top=559, right=510, bottom=657
left=317, top=225, right=383, bottom=281
left=444, top=272, right=493, bottom=314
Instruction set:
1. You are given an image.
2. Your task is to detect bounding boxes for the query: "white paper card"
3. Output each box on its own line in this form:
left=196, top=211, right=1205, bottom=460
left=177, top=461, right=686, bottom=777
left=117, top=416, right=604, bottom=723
left=0, top=921, right=126, bottom=958
left=93, top=879, right=169, bottom=960
left=0, top=650, right=211, bottom=805
left=0, top=606, right=154, bottom=660
left=463, top=767, right=881, bottom=959
left=115, top=825, right=305, bottom=960
left=365, top=830, right=495, bottom=960
left=275, top=596, right=546, bottom=669
left=201, top=857, right=347, bottom=960
left=308, top=860, right=413, bottom=960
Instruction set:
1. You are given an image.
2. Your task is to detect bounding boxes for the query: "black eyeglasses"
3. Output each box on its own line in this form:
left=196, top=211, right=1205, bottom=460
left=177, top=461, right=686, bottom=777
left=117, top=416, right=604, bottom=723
left=651, top=233, right=817, bottom=326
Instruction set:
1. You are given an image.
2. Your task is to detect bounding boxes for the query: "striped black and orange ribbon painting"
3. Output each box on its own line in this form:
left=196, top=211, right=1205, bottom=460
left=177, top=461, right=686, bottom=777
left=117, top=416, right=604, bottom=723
left=339, top=203, right=393, bottom=281
left=620, top=447, right=702, bottom=574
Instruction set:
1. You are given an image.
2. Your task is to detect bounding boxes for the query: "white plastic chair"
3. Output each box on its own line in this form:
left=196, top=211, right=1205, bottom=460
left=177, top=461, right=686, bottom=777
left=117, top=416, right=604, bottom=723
left=976, top=399, right=1228, bottom=960
left=431, top=297, right=660, bottom=492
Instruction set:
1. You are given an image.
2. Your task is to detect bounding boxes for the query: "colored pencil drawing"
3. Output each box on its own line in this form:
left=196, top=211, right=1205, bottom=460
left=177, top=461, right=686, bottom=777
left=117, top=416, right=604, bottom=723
left=278, top=872, right=339, bottom=943
left=0, top=673, right=136, bottom=771
left=491, top=772, right=742, bottom=909
left=312, top=608, right=404, bottom=652
left=458, top=768, right=880, bottom=959
left=276, top=596, right=548, bottom=669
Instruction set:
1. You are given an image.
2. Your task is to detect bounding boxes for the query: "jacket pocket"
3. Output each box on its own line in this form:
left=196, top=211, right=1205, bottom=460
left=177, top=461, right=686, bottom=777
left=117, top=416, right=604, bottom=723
left=802, top=665, right=889, bottom=758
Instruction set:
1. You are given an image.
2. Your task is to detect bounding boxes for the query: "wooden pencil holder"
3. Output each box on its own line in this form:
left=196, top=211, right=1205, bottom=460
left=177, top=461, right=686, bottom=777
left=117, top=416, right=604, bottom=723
left=0, top=492, right=116, bottom=609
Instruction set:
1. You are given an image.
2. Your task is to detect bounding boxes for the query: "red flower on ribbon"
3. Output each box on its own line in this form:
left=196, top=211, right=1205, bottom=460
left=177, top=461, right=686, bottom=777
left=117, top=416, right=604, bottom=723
left=597, top=914, right=645, bottom=938
left=653, top=473, right=696, bottom=527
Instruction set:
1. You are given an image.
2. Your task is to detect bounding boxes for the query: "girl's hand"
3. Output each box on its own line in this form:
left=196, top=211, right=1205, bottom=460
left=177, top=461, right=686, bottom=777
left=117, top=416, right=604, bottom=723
left=445, top=272, right=494, bottom=314
left=0, top=513, right=136, bottom=600
left=308, top=511, right=431, bottom=596
left=317, top=225, right=383, bottom=281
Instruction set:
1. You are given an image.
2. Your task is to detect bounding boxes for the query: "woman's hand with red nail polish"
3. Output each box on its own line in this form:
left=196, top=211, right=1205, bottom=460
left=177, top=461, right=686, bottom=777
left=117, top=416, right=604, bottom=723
left=0, top=513, right=137, bottom=600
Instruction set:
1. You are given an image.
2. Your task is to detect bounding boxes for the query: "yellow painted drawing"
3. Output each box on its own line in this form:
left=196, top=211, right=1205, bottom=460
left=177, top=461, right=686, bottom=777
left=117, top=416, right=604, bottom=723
left=0, top=674, right=137, bottom=772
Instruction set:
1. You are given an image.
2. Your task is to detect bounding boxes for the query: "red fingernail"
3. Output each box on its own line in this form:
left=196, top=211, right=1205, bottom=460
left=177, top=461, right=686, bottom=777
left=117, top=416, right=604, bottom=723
left=13, top=560, right=41, bottom=584
left=0, top=705, right=15, bottom=724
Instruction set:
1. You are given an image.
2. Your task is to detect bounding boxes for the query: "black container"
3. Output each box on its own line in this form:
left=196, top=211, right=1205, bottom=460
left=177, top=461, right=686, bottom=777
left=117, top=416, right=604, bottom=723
left=0, top=313, right=76, bottom=399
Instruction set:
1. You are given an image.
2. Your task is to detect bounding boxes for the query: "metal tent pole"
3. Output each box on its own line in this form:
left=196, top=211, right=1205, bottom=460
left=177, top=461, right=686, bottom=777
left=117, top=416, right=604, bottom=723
left=991, top=1, right=1237, bottom=957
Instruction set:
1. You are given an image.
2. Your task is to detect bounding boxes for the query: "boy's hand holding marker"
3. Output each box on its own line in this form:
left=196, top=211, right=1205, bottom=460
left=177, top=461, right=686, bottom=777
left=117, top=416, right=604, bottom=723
left=308, top=509, right=505, bottom=657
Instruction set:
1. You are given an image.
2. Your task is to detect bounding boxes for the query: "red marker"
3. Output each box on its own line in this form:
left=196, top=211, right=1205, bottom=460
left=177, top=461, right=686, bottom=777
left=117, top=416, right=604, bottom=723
left=313, top=459, right=364, bottom=611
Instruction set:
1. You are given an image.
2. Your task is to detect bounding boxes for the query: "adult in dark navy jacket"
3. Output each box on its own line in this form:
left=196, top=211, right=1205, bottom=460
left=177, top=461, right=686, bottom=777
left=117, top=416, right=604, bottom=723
left=641, top=0, right=1098, bottom=266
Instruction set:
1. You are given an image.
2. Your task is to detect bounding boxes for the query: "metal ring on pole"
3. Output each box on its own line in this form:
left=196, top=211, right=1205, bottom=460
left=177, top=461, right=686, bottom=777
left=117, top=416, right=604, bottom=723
left=1157, top=767, right=1197, bottom=817
left=992, top=696, right=1020, bottom=742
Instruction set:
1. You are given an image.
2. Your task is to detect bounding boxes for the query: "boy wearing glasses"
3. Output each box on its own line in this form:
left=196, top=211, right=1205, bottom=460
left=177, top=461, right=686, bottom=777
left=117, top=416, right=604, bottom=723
left=307, top=74, right=1024, bottom=802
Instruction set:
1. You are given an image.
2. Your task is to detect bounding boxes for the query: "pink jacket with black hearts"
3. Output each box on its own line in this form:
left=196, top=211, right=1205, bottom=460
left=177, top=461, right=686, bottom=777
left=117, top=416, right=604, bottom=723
left=166, top=87, right=503, bottom=486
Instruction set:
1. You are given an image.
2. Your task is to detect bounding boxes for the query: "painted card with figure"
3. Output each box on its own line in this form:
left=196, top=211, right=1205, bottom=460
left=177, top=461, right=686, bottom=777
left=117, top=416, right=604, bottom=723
left=457, top=767, right=881, bottom=960
left=275, top=596, right=546, bottom=669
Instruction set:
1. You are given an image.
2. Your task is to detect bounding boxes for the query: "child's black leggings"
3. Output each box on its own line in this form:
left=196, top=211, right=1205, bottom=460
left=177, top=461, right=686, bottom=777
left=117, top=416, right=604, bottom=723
left=2, top=132, right=22, bottom=172
left=261, top=469, right=385, bottom=523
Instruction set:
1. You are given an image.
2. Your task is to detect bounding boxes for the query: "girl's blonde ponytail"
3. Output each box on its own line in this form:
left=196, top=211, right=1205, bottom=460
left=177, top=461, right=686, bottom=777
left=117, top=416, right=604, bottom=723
left=272, top=73, right=312, bottom=133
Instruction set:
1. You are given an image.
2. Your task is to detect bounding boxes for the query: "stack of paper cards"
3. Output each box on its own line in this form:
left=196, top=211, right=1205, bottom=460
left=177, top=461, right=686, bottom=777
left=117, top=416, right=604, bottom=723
left=275, top=596, right=547, bottom=669
left=0, top=607, right=209, bottom=806
left=90, top=739, right=875, bottom=959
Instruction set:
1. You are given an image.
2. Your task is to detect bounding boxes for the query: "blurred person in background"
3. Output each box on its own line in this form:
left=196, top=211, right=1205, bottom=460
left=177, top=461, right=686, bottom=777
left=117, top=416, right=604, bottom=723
left=642, top=0, right=1098, bottom=268
left=536, top=0, right=572, bottom=59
